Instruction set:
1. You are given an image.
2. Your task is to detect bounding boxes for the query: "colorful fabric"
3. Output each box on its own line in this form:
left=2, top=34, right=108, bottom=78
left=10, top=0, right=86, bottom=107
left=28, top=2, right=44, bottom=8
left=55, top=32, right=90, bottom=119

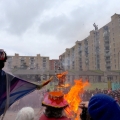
left=0, top=70, right=52, bottom=116
left=88, top=94, right=120, bottom=120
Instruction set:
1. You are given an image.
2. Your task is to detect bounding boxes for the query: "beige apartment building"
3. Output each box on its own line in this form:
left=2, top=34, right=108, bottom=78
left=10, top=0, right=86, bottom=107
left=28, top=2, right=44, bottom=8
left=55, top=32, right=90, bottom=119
left=59, top=13, right=120, bottom=72
left=4, top=53, right=50, bottom=71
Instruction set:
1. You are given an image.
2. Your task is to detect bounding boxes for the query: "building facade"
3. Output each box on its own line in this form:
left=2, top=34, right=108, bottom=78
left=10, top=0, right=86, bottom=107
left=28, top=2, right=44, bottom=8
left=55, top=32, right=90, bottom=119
left=4, top=53, right=50, bottom=71
left=49, top=59, right=59, bottom=71
left=59, top=13, right=120, bottom=71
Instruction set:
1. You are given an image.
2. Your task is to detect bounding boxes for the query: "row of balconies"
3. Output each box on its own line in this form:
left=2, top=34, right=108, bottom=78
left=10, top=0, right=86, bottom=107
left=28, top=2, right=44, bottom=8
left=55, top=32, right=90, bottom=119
left=104, top=52, right=110, bottom=56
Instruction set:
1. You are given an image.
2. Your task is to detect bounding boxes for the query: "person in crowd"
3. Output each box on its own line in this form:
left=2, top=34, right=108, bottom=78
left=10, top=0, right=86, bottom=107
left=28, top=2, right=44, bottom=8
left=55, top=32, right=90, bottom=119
left=15, top=107, right=35, bottom=120
left=0, top=49, right=8, bottom=98
left=39, top=91, right=71, bottom=120
left=115, top=96, right=119, bottom=105
left=88, top=94, right=120, bottom=120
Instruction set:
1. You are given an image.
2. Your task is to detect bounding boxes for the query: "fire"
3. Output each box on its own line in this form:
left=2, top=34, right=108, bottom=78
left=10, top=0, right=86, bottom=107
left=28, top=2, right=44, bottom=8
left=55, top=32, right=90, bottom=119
left=56, top=71, right=68, bottom=86
left=64, top=79, right=89, bottom=120
left=56, top=71, right=68, bottom=79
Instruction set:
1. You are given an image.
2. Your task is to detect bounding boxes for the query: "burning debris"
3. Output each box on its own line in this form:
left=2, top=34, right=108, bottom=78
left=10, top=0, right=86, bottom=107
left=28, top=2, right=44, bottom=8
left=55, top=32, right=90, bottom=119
left=64, top=79, right=89, bottom=120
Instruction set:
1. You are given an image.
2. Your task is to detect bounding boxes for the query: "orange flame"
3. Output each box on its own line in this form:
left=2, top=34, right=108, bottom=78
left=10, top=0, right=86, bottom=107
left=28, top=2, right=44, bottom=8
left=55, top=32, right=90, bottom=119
left=56, top=71, right=68, bottom=79
left=64, top=79, right=89, bottom=120
left=56, top=71, right=68, bottom=86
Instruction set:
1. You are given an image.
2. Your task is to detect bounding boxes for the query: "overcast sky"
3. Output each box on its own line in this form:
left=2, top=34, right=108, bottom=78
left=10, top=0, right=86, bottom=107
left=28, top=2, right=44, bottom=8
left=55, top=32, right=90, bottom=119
left=0, top=0, right=120, bottom=59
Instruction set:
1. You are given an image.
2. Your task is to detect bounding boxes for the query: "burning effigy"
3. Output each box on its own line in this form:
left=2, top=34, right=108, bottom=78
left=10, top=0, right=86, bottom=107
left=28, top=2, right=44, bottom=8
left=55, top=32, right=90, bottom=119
left=56, top=71, right=68, bottom=86
left=64, top=79, right=89, bottom=120
left=56, top=71, right=70, bottom=94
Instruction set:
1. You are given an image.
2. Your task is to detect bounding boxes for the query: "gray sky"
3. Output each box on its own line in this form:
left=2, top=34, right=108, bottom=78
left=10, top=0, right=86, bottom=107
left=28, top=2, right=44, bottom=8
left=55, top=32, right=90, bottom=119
left=0, top=0, right=120, bottom=59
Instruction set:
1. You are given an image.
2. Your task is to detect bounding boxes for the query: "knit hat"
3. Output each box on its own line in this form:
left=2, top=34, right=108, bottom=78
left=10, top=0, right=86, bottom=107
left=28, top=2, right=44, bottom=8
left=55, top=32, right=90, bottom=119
left=88, top=94, right=120, bottom=120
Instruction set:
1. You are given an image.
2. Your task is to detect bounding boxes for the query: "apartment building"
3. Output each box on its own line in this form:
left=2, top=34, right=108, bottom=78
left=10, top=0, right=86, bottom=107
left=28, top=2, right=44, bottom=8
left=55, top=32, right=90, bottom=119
left=59, top=13, right=120, bottom=71
left=49, top=59, right=59, bottom=71
left=5, top=53, right=50, bottom=71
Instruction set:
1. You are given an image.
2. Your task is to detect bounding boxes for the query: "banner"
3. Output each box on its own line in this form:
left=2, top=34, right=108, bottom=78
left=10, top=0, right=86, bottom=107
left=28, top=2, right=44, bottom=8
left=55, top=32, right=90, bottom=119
left=112, top=83, right=120, bottom=90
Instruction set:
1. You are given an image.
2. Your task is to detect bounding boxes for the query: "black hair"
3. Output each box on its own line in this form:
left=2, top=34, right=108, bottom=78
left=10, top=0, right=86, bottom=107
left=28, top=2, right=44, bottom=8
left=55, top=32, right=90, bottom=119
left=44, top=106, right=64, bottom=118
left=0, top=51, right=7, bottom=69
left=80, top=104, right=93, bottom=120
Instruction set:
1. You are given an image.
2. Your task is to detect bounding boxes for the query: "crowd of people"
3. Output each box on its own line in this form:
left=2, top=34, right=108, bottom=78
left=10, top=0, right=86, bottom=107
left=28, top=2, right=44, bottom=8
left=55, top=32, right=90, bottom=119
left=82, top=88, right=120, bottom=104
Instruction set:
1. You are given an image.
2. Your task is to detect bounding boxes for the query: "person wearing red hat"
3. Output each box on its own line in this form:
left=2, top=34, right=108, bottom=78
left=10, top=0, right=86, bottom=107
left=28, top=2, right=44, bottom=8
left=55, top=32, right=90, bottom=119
left=39, top=91, right=71, bottom=120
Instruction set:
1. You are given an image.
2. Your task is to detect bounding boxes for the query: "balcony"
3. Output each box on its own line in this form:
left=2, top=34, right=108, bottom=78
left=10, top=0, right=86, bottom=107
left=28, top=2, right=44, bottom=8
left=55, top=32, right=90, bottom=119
left=104, top=36, right=109, bottom=41
left=79, top=47, right=82, bottom=51
left=104, top=44, right=109, bottom=47
left=79, top=51, right=82, bottom=54
left=105, top=56, right=110, bottom=59
left=105, top=57, right=111, bottom=62
left=105, top=47, right=110, bottom=51
left=104, top=41, right=109, bottom=44
left=106, top=61, right=110, bottom=64
left=106, top=63, right=111, bottom=67
left=104, top=53, right=110, bottom=56
left=106, top=66, right=111, bottom=70
left=30, top=57, right=34, bottom=60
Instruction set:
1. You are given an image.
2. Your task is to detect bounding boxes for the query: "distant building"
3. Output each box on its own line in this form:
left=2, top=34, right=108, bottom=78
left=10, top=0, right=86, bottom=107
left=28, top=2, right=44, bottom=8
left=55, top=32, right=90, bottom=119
left=49, top=59, right=59, bottom=71
left=59, top=13, right=120, bottom=71
left=4, top=53, right=49, bottom=71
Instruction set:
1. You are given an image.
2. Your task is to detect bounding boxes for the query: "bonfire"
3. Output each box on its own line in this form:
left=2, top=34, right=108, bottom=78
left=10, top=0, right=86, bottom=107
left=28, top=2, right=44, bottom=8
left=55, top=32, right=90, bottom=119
left=55, top=71, right=89, bottom=120
left=64, top=79, right=89, bottom=120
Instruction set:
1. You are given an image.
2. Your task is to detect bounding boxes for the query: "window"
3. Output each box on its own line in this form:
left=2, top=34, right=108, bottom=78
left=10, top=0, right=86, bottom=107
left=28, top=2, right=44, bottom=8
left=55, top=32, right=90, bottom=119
left=43, top=63, right=46, bottom=67
left=114, top=43, right=115, bottom=46
left=43, top=58, right=46, bottom=62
